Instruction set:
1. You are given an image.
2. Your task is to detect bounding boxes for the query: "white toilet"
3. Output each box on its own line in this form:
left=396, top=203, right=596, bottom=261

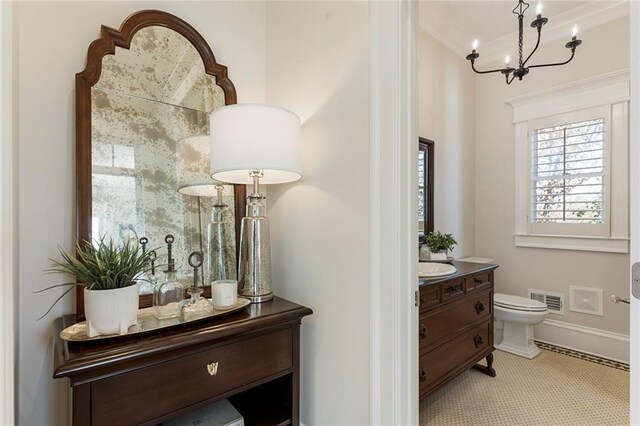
left=494, top=293, right=549, bottom=359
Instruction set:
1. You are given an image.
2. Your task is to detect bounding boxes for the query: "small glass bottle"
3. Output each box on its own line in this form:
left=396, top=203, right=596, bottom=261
left=153, top=234, right=184, bottom=320
left=179, top=251, right=213, bottom=322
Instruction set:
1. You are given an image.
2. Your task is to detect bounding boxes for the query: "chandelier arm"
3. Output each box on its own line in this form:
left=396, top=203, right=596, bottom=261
left=522, top=28, right=542, bottom=67
left=471, top=62, right=509, bottom=75
left=506, top=74, right=517, bottom=85
left=527, top=49, right=576, bottom=69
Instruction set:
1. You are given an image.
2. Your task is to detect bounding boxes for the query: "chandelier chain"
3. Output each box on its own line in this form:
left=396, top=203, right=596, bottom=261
left=518, top=15, right=524, bottom=68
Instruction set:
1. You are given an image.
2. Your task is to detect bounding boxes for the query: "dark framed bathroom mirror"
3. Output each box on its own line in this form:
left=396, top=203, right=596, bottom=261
left=75, top=10, right=246, bottom=319
left=419, top=137, right=434, bottom=241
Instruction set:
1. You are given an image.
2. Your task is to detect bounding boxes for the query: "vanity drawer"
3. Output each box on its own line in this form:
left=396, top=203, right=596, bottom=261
left=419, top=285, right=440, bottom=311
left=441, top=277, right=465, bottom=302
left=466, top=270, right=493, bottom=293
left=419, top=321, right=491, bottom=396
left=419, top=290, right=491, bottom=351
left=91, top=329, right=293, bottom=425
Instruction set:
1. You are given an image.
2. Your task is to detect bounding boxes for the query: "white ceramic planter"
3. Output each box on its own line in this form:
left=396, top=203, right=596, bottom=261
left=84, top=283, right=139, bottom=337
left=429, top=251, right=448, bottom=261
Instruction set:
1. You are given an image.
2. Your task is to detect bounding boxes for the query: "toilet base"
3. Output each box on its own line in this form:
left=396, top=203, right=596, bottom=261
left=495, top=321, right=542, bottom=359
left=496, top=340, right=541, bottom=359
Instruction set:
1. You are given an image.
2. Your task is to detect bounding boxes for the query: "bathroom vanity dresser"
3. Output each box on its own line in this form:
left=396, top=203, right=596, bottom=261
left=419, top=261, right=498, bottom=398
left=53, top=297, right=312, bottom=426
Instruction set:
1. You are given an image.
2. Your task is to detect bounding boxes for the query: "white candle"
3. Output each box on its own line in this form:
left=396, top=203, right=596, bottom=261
left=212, top=280, right=237, bottom=308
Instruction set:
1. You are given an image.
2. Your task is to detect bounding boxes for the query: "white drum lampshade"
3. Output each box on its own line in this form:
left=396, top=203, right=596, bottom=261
left=210, top=104, right=302, bottom=184
left=209, top=103, right=302, bottom=304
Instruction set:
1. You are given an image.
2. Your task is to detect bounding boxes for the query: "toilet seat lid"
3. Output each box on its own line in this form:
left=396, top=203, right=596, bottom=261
left=494, top=293, right=548, bottom=312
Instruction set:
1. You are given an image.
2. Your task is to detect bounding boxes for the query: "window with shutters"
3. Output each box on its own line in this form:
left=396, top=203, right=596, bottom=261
left=509, top=71, right=629, bottom=254
left=527, top=107, right=611, bottom=238
left=530, top=118, right=605, bottom=225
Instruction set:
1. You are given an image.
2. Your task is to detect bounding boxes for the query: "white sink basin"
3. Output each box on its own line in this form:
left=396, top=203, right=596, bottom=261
left=418, top=262, right=457, bottom=278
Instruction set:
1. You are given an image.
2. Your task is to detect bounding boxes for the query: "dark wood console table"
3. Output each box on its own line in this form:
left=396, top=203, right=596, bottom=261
left=53, top=297, right=312, bottom=426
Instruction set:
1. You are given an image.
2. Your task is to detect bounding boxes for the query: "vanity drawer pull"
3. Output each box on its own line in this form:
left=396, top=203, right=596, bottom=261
left=444, top=283, right=463, bottom=297
left=207, top=362, right=219, bottom=376
left=420, top=296, right=425, bottom=305
left=473, top=334, right=484, bottom=348
left=474, top=301, right=485, bottom=314
left=474, top=278, right=483, bottom=284
left=419, top=324, right=429, bottom=342
left=419, top=370, right=426, bottom=383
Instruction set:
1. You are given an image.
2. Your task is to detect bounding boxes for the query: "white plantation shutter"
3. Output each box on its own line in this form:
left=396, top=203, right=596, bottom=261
left=530, top=118, right=605, bottom=224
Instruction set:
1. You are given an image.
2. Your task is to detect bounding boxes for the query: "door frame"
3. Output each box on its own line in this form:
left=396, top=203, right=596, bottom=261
left=369, top=1, right=419, bottom=424
left=629, top=2, right=639, bottom=424
left=0, top=1, right=16, bottom=424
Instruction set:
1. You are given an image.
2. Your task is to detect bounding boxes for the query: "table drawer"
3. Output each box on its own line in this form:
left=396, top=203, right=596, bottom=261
left=419, top=290, right=491, bottom=351
left=419, top=321, right=490, bottom=395
left=91, top=329, right=293, bottom=425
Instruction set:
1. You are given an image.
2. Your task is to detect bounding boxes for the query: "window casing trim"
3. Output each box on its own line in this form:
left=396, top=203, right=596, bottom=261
left=508, top=70, right=629, bottom=253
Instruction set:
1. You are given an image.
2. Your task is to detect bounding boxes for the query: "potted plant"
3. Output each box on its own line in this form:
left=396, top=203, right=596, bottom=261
left=39, top=237, right=153, bottom=337
left=424, top=231, right=457, bottom=261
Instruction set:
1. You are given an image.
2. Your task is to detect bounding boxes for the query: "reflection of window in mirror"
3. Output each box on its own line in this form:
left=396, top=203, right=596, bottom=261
left=418, top=138, right=434, bottom=242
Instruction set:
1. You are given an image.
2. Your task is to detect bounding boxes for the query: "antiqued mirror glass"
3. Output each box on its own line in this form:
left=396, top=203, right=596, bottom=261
left=90, top=26, right=236, bottom=294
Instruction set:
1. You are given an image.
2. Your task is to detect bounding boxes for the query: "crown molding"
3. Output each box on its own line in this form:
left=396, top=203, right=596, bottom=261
left=506, top=69, right=629, bottom=122
left=419, top=1, right=629, bottom=64
left=418, top=4, right=470, bottom=58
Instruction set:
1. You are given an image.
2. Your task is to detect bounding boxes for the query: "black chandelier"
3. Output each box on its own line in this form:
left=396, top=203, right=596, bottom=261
left=466, top=0, right=582, bottom=85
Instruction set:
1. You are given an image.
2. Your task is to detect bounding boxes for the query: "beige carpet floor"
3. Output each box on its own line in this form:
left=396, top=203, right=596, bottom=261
left=420, top=348, right=629, bottom=426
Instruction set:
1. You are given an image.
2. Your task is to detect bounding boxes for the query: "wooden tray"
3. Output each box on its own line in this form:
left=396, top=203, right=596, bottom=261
left=60, top=297, right=250, bottom=342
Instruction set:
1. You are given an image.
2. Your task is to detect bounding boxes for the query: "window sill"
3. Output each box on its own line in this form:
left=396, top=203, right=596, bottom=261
left=513, top=234, right=629, bottom=254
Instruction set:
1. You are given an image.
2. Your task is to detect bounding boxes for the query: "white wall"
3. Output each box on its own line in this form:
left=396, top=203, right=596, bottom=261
left=418, top=28, right=476, bottom=258
left=474, top=17, right=630, bottom=335
left=16, top=2, right=266, bottom=424
left=266, top=2, right=371, bottom=424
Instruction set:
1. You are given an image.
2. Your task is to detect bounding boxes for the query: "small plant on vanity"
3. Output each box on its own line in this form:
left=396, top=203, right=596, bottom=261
left=38, top=237, right=154, bottom=337
left=424, top=231, right=457, bottom=261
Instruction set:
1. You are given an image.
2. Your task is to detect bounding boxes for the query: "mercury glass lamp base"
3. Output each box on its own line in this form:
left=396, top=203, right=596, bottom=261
left=241, top=292, right=274, bottom=303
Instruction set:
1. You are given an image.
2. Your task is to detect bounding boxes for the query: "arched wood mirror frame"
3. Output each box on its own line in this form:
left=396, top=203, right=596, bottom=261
left=75, top=10, right=246, bottom=319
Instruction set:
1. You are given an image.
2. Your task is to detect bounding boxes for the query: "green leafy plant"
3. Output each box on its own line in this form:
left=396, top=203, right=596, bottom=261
left=37, top=237, right=154, bottom=319
left=424, top=231, right=457, bottom=253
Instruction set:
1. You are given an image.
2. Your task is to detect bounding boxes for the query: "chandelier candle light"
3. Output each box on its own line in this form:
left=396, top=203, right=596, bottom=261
left=466, top=0, right=582, bottom=84
left=210, top=104, right=301, bottom=303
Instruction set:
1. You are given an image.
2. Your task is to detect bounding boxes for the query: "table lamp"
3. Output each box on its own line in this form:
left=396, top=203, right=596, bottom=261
left=177, top=135, right=236, bottom=285
left=210, top=104, right=301, bottom=303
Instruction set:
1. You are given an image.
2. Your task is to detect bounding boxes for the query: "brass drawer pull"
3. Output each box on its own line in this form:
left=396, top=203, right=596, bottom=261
left=474, top=301, right=485, bottom=314
left=419, top=324, right=429, bottom=342
left=207, top=361, right=219, bottom=376
left=419, top=370, right=426, bottom=383
left=473, top=335, right=484, bottom=348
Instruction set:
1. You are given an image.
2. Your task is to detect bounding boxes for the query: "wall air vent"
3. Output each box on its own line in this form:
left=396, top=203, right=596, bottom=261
left=528, top=289, right=565, bottom=315
left=569, top=285, right=604, bottom=316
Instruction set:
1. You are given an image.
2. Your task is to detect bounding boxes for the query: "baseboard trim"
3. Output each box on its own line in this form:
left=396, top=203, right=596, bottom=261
left=534, top=319, right=629, bottom=363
